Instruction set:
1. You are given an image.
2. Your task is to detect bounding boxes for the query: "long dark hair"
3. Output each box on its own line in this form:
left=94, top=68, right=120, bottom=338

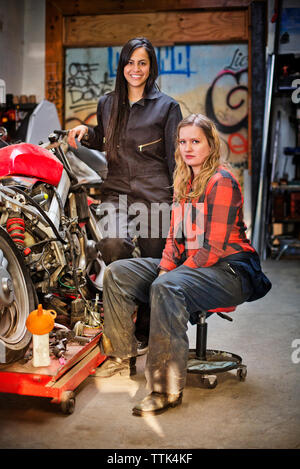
left=105, top=37, right=159, bottom=162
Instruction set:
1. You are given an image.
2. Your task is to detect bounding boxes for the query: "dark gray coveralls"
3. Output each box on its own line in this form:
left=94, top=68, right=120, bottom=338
left=84, top=87, right=182, bottom=210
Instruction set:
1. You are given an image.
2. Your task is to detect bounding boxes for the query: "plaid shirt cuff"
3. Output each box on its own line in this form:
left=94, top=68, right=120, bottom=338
left=159, top=259, right=177, bottom=271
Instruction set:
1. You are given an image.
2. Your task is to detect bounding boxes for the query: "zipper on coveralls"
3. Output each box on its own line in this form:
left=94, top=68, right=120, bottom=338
left=138, top=138, right=162, bottom=151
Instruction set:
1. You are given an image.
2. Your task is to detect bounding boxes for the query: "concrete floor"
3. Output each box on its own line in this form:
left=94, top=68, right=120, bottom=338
left=0, top=259, right=299, bottom=450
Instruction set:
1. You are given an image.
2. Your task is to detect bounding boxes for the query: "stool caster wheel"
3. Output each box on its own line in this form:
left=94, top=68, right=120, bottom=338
left=201, top=375, right=218, bottom=389
left=61, top=391, right=76, bottom=414
left=237, top=366, right=247, bottom=381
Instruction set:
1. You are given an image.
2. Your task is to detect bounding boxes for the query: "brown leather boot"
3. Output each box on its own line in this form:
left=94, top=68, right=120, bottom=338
left=132, top=391, right=182, bottom=416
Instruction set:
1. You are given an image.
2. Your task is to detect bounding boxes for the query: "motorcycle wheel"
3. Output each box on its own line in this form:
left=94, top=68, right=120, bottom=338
left=0, top=227, right=36, bottom=365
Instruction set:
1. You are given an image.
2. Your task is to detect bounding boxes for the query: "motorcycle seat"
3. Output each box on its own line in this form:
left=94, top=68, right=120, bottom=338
left=69, top=142, right=108, bottom=180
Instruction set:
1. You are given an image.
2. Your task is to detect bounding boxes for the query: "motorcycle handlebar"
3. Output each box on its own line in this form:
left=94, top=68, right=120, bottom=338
left=53, top=130, right=69, bottom=137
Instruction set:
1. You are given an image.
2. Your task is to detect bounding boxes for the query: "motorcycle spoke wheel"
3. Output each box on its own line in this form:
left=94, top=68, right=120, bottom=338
left=0, top=228, right=36, bottom=365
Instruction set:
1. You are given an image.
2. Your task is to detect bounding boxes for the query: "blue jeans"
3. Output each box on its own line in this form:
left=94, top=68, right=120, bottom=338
left=102, top=257, right=253, bottom=394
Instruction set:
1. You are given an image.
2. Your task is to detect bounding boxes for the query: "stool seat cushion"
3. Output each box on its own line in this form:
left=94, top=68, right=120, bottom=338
left=190, top=306, right=236, bottom=324
left=207, top=306, right=236, bottom=313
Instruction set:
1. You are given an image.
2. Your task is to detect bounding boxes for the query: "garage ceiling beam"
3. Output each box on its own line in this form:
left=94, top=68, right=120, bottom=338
left=49, top=0, right=252, bottom=16
left=64, top=10, right=248, bottom=47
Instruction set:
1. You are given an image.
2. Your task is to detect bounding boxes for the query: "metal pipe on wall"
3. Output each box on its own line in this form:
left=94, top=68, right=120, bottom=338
left=252, top=53, right=275, bottom=259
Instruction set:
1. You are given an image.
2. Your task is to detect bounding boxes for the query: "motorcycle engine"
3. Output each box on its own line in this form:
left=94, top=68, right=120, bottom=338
left=0, top=179, right=103, bottom=335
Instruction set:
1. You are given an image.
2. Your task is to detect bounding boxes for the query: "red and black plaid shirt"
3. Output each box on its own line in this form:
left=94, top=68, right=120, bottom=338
left=159, top=166, right=255, bottom=271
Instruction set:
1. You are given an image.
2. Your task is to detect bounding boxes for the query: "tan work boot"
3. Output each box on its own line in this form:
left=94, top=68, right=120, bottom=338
left=132, top=391, right=182, bottom=416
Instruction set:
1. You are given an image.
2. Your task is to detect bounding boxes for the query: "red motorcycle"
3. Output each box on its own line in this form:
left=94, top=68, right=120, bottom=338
left=0, top=127, right=107, bottom=364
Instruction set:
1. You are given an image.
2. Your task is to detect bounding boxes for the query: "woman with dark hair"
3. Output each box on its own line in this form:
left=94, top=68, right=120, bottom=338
left=68, top=37, right=182, bottom=352
left=95, top=113, right=271, bottom=416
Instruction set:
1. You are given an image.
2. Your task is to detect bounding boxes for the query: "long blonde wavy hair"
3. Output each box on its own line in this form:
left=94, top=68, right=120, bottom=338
left=173, top=114, right=228, bottom=202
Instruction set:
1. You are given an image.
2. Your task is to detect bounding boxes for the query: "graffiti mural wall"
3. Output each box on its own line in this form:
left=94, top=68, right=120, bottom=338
left=65, top=44, right=248, bottom=176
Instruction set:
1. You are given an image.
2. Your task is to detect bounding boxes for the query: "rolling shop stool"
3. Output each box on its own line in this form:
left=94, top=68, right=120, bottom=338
left=187, top=307, right=247, bottom=388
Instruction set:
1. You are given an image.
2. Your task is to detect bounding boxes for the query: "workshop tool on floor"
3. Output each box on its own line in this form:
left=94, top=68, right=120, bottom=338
left=0, top=331, right=106, bottom=414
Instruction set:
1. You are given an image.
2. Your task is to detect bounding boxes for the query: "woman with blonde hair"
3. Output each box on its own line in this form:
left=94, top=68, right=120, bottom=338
left=96, top=113, right=271, bottom=416
left=173, top=112, right=223, bottom=202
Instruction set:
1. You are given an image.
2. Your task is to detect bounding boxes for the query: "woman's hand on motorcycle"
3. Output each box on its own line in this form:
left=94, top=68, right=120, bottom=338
left=67, top=125, right=88, bottom=149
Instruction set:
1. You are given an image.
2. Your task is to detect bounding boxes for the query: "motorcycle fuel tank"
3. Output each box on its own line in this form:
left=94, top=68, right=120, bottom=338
left=0, top=143, right=63, bottom=186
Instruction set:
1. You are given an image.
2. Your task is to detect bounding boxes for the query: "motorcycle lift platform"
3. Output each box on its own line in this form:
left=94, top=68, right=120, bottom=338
left=0, top=333, right=106, bottom=414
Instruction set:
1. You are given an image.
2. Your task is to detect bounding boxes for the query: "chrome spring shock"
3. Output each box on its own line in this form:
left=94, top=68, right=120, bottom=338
left=6, top=215, right=25, bottom=248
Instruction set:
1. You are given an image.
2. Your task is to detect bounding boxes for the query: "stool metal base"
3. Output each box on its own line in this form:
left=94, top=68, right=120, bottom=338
left=187, top=349, right=247, bottom=388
